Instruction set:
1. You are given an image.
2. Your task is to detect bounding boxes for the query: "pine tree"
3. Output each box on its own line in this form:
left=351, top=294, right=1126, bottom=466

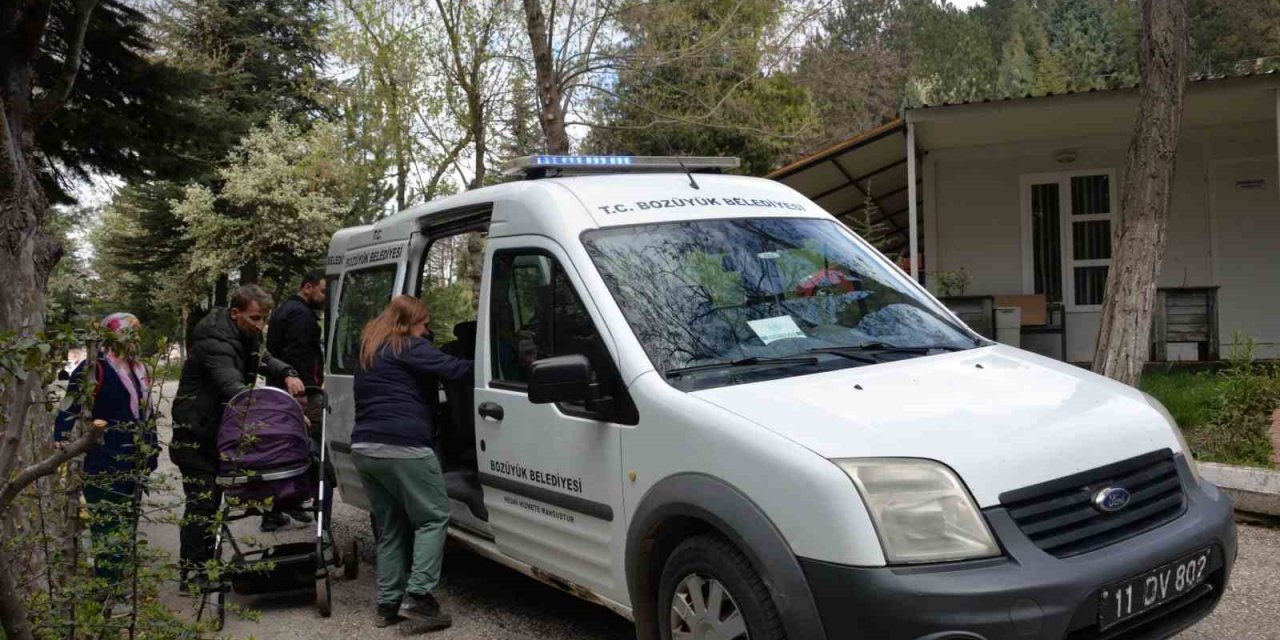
left=96, top=0, right=333, bottom=316
left=584, top=0, right=816, bottom=175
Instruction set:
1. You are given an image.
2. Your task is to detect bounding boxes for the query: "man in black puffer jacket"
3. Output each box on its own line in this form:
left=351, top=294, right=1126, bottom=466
left=170, top=285, right=304, bottom=589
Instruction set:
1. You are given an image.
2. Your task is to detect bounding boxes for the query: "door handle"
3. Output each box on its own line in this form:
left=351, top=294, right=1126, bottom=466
left=478, top=402, right=504, bottom=421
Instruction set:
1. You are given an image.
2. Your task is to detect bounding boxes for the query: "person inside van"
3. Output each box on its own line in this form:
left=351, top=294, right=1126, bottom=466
left=352, top=295, right=473, bottom=630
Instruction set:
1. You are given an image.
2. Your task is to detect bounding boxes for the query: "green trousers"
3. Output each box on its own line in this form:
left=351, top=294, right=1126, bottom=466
left=353, top=451, right=450, bottom=607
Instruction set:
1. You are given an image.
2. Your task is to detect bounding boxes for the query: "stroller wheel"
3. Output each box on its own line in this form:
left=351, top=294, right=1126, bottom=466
left=317, top=575, right=332, bottom=617
left=214, top=588, right=227, bottom=631
left=343, top=540, right=359, bottom=580
left=200, top=584, right=226, bottom=632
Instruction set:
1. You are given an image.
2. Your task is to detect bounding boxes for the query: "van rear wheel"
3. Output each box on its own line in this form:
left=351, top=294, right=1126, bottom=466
left=657, top=534, right=784, bottom=640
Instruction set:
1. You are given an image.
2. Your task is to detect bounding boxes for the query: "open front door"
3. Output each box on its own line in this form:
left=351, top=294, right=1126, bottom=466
left=474, top=235, right=633, bottom=606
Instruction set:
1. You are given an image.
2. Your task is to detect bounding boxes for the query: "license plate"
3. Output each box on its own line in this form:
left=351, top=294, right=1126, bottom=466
left=1098, top=547, right=1211, bottom=630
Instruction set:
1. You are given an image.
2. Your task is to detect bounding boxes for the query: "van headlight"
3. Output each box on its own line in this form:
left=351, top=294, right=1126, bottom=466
left=835, top=459, right=1000, bottom=564
left=1142, top=392, right=1200, bottom=482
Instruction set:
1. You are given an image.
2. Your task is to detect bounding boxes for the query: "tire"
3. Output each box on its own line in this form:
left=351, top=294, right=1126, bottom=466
left=317, top=575, right=333, bottom=617
left=657, top=534, right=784, bottom=640
left=344, top=540, right=360, bottom=580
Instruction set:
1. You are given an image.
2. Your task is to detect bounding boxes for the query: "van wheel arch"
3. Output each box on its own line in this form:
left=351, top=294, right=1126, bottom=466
left=626, top=473, right=828, bottom=640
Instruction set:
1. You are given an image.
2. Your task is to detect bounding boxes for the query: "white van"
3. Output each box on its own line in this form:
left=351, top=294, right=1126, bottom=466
left=323, top=155, right=1235, bottom=640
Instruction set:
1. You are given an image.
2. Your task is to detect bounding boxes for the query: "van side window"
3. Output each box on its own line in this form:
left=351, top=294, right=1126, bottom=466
left=416, top=232, right=485, bottom=347
left=489, top=252, right=626, bottom=413
left=330, top=265, right=398, bottom=374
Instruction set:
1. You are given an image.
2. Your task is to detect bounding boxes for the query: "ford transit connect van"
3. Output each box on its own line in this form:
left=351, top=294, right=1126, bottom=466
left=323, top=155, right=1235, bottom=640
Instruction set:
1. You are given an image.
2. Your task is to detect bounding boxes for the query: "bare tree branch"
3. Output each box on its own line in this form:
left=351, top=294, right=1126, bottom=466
left=31, top=0, right=100, bottom=128
left=0, top=421, right=104, bottom=514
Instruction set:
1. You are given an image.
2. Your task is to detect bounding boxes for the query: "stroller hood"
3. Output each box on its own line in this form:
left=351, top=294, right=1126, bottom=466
left=218, top=387, right=311, bottom=474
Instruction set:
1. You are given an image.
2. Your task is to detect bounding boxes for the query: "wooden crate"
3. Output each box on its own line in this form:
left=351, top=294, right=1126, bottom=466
left=1151, top=287, right=1219, bottom=361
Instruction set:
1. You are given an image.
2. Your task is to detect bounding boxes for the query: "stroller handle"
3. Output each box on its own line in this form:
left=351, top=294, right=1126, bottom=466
left=302, top=385, right=329, bottom=411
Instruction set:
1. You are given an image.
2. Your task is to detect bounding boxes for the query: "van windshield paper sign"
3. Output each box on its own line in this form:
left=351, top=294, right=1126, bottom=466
left=747, top=316, right=806, bottom=345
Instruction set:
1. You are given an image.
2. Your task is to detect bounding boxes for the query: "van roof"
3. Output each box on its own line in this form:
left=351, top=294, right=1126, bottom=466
left=377, top=172, right=818, bottom=230
left=328, top=172, right=823, bottom=263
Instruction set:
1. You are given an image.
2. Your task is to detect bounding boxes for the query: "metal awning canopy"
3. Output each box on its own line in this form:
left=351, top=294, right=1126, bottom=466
left=766, top=119, right=919, bottom=273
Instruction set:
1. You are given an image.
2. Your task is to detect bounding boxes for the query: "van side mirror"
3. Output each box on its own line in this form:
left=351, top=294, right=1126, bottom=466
left=528, top=354, right=595, bottom=405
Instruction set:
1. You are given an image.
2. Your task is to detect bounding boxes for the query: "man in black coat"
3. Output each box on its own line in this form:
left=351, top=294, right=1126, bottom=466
left=170, top=285, right=304, bottom=589
left=261, top=270, right=328, bottom=531
left=266, top=270, right=326, bottom=402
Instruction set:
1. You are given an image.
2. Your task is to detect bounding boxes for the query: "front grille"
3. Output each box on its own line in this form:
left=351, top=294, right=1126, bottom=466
left=999, top=449, right=1186, bottom=558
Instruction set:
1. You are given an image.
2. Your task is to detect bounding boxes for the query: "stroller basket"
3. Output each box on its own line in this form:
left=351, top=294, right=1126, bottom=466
left=228, top=542, right=325, bottom=595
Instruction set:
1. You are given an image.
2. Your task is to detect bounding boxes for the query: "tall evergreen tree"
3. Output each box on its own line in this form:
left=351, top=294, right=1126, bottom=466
left=96, top=0, right=333, bottom=317
left=585, top=0, right=815, bottom=175
left=1189, top=0, right=1280, bottom=74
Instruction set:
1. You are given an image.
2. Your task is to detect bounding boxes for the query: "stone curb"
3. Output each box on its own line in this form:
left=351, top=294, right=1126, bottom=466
left=1199, top=462, right=1280, bottom=517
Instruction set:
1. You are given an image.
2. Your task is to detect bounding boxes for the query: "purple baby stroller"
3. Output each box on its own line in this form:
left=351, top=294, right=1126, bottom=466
left=199, top=387, right=357, bottom=630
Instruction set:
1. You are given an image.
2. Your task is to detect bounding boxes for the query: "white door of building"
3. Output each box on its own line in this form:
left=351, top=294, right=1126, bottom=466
left=1213, top=157, right=1280, bottom=358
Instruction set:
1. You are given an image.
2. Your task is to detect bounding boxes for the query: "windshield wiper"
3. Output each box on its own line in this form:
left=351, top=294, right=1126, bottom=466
left=665, top=355, right=819, bottom=378
left=815, top=342, right=970, bottom=357
left=803, top=348, right=879, bottom=363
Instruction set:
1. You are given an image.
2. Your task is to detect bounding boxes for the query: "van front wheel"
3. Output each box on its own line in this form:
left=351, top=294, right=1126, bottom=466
left=657, top=534, right=784, bottom=640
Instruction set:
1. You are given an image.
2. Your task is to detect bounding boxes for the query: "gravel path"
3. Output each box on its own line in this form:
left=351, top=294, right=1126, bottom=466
left=141, top=381, right=1277, bottom=638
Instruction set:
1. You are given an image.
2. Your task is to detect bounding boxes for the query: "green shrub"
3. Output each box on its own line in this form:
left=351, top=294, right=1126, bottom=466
left=1187, top=335, right=1278, bottom=468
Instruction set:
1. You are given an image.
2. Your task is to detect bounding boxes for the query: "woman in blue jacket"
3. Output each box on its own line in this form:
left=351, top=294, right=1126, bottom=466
left=353, top=295, right=473, bottom=630
left=54, top=312, right=159, bottom=601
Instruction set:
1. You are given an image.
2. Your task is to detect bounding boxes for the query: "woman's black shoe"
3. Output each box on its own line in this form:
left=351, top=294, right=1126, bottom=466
left=399, top=592, right=451, bottom=630
left=375, top=602, right=404, bottom=628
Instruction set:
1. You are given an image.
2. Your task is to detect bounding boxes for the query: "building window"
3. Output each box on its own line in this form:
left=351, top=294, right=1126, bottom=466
left=1023, top=170, right=1116, bottom=311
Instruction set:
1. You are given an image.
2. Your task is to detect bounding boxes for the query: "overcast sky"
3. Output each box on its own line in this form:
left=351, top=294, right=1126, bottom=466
left=948, top=0, right=985, bottom=9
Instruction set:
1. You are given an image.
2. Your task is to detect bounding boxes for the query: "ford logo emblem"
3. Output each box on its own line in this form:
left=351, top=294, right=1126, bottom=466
left=1093, top=487, right=1131, bottom=513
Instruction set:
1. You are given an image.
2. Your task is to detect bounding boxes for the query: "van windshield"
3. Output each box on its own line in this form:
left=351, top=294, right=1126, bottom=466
left=581, top=217, right=978, bottom=391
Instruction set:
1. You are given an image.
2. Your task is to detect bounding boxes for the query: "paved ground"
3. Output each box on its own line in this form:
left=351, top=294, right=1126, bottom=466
left=1180, top=522, right=1280, bottom=640
left=141, top=382, right=1279, bottom=639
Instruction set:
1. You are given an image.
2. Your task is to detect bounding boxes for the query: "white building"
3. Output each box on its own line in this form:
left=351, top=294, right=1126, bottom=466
left=770, top=72, right=1280, bottom=363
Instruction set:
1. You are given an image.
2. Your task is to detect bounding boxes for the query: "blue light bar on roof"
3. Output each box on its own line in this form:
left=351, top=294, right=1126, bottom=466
left=502, top=154, right=739, bottom=177
left=533, top=155, right=634, bottom=166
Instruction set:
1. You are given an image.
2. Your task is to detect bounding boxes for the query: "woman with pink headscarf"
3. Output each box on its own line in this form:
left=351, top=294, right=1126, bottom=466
left=54, top=312, right=160, bottom=606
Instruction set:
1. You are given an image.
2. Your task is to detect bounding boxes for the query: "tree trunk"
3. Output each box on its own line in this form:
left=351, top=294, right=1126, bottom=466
left=0, top=544, right=34, bottom=640
left=240, top=260, right=260, bottom=286
left=522, top=0, right=570, bottom=154
left=1, top=17, right=63, bottom=517
left=215, top=272, right=230, bottom=306
left=1091, top=0, right=1190, bottom=385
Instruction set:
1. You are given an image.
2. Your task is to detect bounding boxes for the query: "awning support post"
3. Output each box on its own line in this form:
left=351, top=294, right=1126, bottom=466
left=906, top=120, right=920, bottom=282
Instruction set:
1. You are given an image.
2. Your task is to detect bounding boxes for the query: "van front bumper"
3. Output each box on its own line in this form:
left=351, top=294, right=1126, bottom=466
left=798, top=463, right=1236, bottom=640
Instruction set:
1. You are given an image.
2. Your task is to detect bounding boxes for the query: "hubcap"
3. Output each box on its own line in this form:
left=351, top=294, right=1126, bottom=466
left=669, top=573, right=748, bottom=640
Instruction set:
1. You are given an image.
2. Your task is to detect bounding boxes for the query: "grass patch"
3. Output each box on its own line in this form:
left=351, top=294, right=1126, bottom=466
left=1142, top=337, right=1277, bottom=468
left=1140, top=369, right=1223, bottom=431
